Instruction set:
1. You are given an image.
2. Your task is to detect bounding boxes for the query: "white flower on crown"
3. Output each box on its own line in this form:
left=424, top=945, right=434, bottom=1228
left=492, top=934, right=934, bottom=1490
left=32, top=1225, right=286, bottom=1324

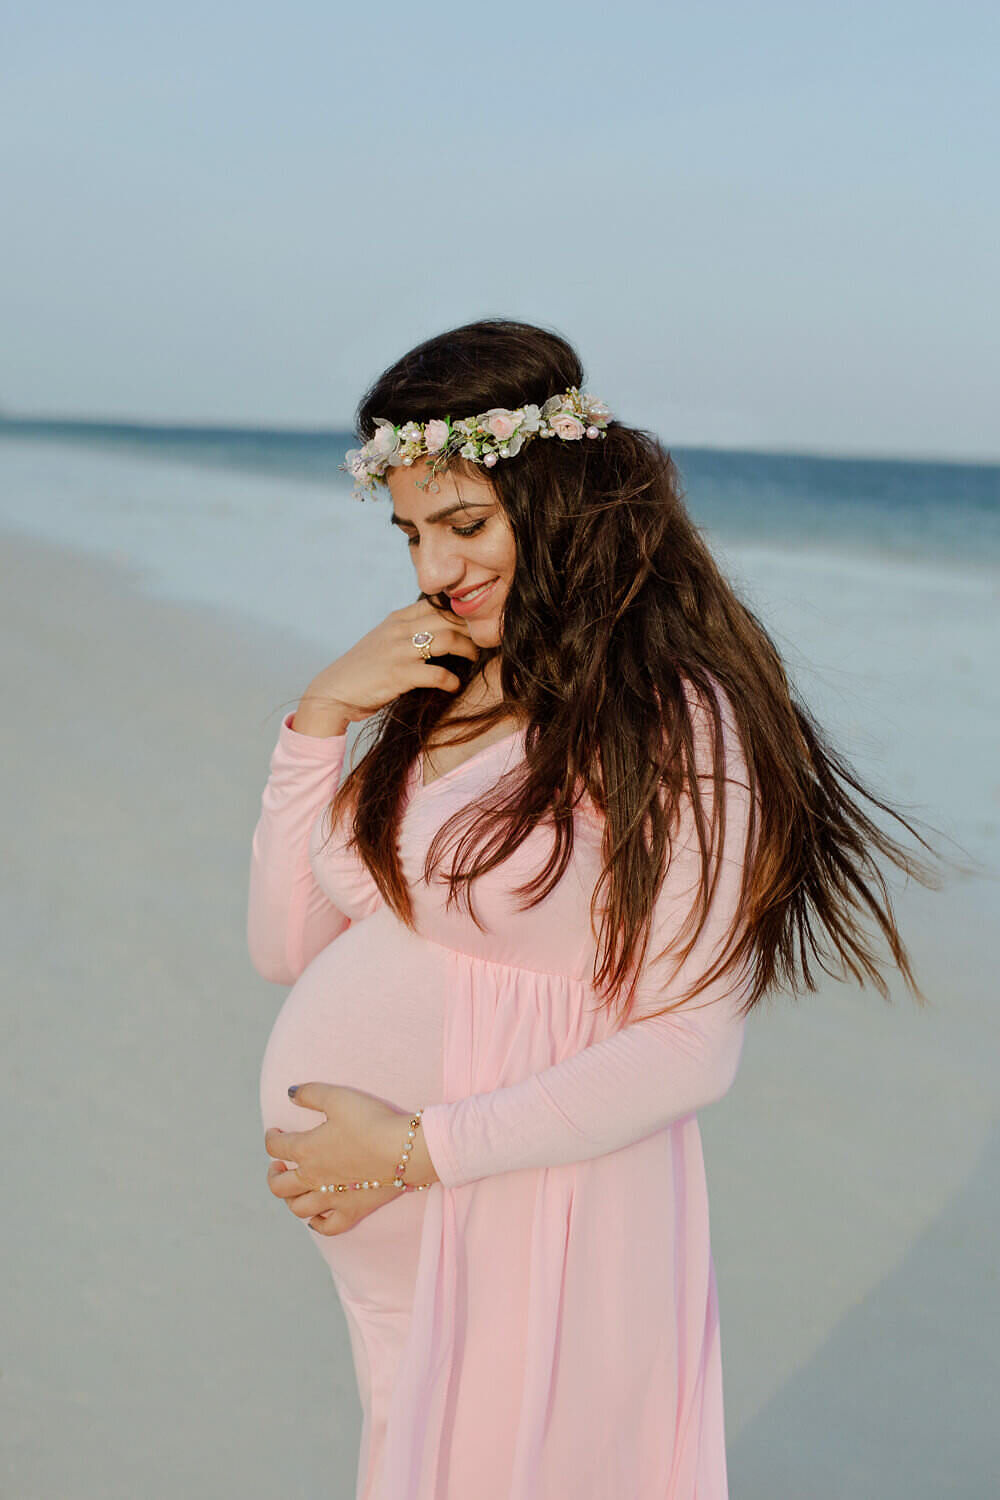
left=370, top=418, right=400, bottom=459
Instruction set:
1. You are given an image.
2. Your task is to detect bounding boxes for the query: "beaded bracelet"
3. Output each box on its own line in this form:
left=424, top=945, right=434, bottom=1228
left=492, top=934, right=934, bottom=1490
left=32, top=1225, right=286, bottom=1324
left=317, top=1108, right=433, bottom=1195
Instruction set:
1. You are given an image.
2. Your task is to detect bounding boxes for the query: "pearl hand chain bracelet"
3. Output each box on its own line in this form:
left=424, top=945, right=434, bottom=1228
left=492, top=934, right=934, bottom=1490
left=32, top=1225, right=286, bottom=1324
left=317, top=1107, right=433, bottom=1195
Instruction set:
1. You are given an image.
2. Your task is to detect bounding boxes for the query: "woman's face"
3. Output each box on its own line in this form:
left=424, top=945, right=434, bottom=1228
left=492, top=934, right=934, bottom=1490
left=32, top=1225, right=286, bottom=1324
left=385, top=459, right=516, bottom=650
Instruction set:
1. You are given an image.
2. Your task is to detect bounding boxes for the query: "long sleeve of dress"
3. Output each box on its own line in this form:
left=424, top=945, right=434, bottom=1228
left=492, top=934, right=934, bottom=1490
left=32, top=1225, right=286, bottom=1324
left=247, top=712, right=356, bottom=984
left=419, top=691, right=755, bottom=1189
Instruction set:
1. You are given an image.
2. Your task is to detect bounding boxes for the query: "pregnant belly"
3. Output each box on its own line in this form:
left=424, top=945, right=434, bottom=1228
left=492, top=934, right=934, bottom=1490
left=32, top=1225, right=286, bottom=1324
left=258, top=908, right=447, bottom=1300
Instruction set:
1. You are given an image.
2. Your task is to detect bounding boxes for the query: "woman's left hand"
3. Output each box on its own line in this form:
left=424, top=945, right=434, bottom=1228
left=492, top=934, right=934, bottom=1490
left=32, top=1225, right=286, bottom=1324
left=264, top=1082, right=435, bottom=1236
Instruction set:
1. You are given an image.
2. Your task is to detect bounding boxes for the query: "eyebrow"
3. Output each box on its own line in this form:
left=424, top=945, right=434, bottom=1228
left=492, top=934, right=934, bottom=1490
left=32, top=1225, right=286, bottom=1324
left=389, top=500, right=492, bottom=528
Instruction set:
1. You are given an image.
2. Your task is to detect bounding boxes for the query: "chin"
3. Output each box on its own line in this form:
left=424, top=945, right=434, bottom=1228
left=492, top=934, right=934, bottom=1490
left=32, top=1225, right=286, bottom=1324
left=469, top=620, right=501, bottom=645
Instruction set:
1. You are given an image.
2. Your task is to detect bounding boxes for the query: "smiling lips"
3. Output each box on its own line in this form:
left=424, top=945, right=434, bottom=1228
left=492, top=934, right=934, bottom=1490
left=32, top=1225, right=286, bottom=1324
left=451, top=578, right=497, bottom=601
left=448, top=577, right=499, bottom=614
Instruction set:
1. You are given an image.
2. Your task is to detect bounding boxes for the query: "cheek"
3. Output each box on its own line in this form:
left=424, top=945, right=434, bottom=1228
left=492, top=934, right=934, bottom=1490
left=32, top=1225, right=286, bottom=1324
left=482, top=531, right=516, bottom=581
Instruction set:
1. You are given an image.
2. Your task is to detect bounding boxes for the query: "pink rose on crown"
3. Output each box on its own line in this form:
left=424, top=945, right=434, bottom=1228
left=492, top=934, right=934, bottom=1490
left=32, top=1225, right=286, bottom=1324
left=482, top=408, right=518, bottom=442
left=550, top=413, right=586, bottom=440
left=424, top=419, right=450, bottom=454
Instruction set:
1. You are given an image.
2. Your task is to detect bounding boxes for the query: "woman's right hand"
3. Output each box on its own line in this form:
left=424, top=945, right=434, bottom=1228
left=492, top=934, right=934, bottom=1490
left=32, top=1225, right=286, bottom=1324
left=296, top=599, right=481, bottom=731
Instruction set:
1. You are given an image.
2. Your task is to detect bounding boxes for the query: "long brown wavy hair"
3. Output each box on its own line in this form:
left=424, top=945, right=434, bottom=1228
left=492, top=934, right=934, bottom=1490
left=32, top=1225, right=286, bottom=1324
left=304, top=317, right=957, bottom=1026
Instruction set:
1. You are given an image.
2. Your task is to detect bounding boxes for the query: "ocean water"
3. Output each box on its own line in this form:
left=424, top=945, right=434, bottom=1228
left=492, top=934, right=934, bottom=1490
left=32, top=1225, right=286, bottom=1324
left=2, top=417, right=998, bottom=569
left=1, top=420, right=997, bottom=871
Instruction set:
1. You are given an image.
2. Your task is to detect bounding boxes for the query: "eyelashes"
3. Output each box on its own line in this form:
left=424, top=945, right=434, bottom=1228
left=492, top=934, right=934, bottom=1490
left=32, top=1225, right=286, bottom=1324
left=406, top=519, right=487, bottom=548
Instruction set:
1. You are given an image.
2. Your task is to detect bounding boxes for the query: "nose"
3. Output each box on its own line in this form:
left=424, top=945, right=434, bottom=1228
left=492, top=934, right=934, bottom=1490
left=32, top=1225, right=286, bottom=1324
left=412, top=532, right=471, bottom=599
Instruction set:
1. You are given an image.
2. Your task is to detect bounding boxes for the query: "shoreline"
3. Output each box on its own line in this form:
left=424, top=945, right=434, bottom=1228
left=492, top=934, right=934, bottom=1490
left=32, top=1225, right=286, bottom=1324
left=2, top=433, right=999, bottom=603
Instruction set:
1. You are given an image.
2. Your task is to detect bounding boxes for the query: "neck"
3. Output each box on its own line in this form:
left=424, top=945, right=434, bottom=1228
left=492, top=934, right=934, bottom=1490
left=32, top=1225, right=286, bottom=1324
left=466, top=654, right=504, bottom=705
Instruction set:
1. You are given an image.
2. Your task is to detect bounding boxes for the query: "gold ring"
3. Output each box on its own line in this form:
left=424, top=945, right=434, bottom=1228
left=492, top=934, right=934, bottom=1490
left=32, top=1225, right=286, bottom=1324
left=411, top=629, right=434, bottom=662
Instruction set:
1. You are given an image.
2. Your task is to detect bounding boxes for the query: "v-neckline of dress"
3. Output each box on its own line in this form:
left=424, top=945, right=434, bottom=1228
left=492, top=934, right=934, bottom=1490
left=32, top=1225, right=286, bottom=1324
left=416, top=725, right=523, bottom=794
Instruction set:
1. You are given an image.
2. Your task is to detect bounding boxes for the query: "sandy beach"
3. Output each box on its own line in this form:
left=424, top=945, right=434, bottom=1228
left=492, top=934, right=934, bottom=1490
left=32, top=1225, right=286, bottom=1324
left=2, top=521, right=998, bottom=1498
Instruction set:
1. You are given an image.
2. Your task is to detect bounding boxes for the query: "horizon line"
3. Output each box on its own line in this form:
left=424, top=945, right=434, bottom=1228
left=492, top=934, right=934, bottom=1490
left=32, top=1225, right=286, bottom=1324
left=0, top=409, right=995, bottom=471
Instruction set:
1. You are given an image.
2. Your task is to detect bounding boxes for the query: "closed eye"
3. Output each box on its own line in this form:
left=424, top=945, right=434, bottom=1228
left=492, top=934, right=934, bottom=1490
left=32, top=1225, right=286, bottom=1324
left=406, top=519, right=487, bottom=547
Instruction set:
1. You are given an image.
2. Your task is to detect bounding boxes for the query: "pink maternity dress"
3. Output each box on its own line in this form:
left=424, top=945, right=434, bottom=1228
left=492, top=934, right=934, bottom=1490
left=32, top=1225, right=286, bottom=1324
left=250, top=676, right=754, bottom=1500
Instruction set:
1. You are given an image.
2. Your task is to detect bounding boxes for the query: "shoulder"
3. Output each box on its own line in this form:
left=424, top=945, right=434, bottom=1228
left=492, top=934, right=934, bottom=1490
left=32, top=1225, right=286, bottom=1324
left=678, top=668, right=737, bottom=731
left=570, top=672, right=747, bottom=833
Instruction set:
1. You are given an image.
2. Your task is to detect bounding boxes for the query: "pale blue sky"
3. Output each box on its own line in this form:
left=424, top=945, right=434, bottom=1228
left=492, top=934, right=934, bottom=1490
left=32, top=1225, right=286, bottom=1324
left=2, top=1, right=996, bottom=460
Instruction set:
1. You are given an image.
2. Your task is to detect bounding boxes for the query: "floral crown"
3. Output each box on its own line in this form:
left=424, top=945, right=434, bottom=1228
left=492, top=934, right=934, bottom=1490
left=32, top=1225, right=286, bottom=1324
left=340, top=385, right=612, bottom=499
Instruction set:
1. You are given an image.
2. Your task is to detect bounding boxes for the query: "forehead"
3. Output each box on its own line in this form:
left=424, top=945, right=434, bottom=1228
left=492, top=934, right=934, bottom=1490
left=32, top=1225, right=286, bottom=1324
left=386, top=460, right=497, bottom=521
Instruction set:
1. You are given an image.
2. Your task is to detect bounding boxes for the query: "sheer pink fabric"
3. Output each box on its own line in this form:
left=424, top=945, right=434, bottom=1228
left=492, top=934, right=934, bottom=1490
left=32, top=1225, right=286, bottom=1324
left=250, top=679, right=753, bottom=1499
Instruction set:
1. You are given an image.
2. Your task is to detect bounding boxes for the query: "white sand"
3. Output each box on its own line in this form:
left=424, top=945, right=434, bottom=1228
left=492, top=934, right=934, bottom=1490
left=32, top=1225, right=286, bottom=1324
left=2, top=525, right=997, bottom=1498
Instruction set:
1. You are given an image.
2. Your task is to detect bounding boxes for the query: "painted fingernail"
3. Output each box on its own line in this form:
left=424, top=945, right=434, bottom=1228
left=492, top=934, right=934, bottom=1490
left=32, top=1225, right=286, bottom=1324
left=287, top=1085, right=298, bottom=1097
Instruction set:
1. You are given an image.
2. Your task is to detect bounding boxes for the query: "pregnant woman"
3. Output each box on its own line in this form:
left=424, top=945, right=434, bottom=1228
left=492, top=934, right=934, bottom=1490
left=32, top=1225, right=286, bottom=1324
left=249, top=318, right=941, bottom=1499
